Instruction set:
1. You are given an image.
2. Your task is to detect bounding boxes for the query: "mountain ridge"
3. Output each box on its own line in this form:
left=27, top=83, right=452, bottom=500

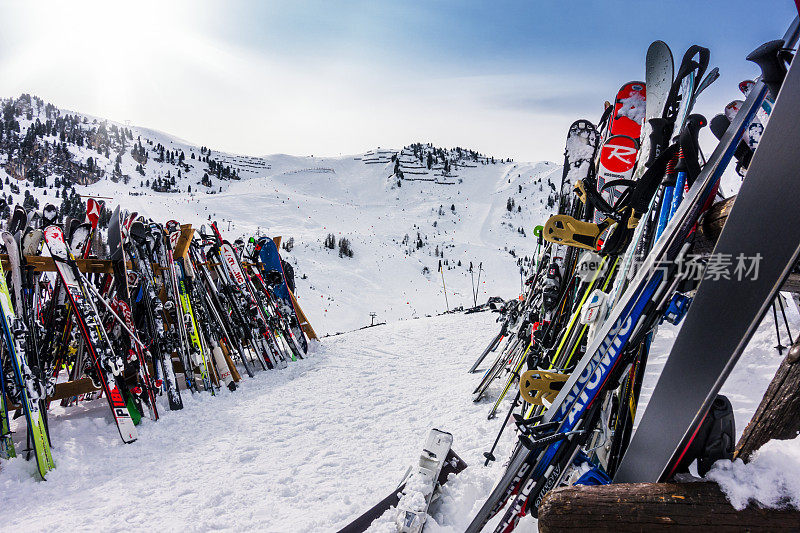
left=0, top=93, right=561, bottom=334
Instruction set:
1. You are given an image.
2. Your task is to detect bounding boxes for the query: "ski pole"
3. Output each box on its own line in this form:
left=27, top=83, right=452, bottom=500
left=81, top=278, right=151, bottom=354
left=773, top=301, right=786, bottom=354
left=470, top=262, right=477, bottom=308
left=475, top=262, right=483, bottom=304
left=483, top=390, right=521, bottom=466
left=777, top=294, right=794, bottom=345
left=439, top=260, right=449, bottom=312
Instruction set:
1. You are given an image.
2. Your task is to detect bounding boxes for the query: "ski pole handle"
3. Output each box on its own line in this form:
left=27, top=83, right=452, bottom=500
left=747, top=39, right=788, bottom=100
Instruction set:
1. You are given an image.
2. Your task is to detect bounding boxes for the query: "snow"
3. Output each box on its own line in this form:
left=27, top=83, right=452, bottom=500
left=1, top=305, right=786, bottom=532
left=707, top=436, right=800, bottom=510
left=2, top=98, right=798, bottom=531
left=563, top=127, right=597, bottom=194
left=616, top=91, right=646, bottom=125
left=76, top=152, right=559, bottom=337
left=7, top=98, right=566, bottom=337
left=0, top=312, right=529, bottom=532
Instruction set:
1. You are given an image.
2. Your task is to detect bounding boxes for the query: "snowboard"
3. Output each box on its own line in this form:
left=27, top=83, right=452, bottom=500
left=257, top=238, right=309, bottom=353
left=595, top=81, right=646, bottom=223
left=614, top=27, right=800, bottom=483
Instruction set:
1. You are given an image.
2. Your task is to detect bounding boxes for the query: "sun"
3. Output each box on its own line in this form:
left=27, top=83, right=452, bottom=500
left=1, top=0, right=204, bottom=119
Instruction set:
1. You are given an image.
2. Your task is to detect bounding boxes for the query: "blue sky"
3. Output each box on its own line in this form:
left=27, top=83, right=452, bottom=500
left=0, top=1, right=795, bottom=161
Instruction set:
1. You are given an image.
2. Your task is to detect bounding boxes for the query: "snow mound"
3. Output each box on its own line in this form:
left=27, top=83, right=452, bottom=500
left=707, top=436, right=800, bottom=510
left=617, top=91, right=646, bottom=125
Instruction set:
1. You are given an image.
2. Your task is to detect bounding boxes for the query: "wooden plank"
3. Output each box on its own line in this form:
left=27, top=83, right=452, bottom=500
left=173, top=224, right=193, bottom=259
left=49, top=378, right=101, bottom=401
left=781, top=273, right=800, bottom=294
left=11, top=378, right=101, bottom=408
left=0, top=255, right=132, bottom=274
left=736, top=352, right=800, bottom=461
left=288, top=287, right=318, bottom=340
left=538, top=482, right=800, bottom=532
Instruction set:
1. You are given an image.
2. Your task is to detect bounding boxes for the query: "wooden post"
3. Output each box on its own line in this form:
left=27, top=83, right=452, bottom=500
left=694, top=195, right=736, bottom=255
left=735, top=352, right=800, bottom=461
left=538, top=483, right=800, bottom=532
left=172, top=224, right=193, bottom=259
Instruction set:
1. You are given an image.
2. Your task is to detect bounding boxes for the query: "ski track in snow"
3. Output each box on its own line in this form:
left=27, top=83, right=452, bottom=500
left=0, top=312, right=533, bottom=532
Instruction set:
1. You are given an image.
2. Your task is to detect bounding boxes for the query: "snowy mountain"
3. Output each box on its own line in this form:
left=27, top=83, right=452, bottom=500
left=2, top=91, right=799, bottom=532
left=0, top=94, right=563, bottom=335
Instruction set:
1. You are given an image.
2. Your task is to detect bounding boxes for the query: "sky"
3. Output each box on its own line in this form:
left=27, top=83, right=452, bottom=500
left=0, top=1, right=795, bottom=162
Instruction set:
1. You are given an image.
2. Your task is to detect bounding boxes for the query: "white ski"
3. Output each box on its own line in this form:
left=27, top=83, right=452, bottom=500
left=394, top=429, right=453, bottom=533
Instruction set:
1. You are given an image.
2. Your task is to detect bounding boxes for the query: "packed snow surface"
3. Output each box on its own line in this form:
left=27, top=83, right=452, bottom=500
left=0, top=312, right=528, bottom=532
left=0, top=303, right=795, bottom=531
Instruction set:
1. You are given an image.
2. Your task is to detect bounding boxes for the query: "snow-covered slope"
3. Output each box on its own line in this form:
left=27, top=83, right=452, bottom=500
left=0, top=312, right=516, bottom=532
left=2, top=95, right=799, bottom=532
left=87, top=154, right=559, bottom=336
left=2, top=95, right=562, bottom=335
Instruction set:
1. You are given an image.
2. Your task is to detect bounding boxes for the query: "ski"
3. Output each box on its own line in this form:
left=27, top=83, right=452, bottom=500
left=0, top=231, right=54, bottom=479
left=615, top=22, right=800, bottom=483
left=394, top=429, right=454, bottom=532
left=44, top=225, right=137, bottom=443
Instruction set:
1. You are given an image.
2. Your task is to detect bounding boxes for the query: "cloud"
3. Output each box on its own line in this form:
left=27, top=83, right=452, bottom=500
left=493, top=92, right=602, bottom=116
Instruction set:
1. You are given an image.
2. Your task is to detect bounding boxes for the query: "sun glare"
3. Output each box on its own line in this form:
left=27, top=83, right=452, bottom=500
left=2, top=1, right=203, bottom=122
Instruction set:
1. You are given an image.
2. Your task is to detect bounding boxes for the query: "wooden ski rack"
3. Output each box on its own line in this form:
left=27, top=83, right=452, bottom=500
left=172, top=224, right=194, bottom=259
left=0, top=255, right=133, bottom=274
left=0, top=225, right=192, bottom=275
left=8, top=378, right=101, bottom=410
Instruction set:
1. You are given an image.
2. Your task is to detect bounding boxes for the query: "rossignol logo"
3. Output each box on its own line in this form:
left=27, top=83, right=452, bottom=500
left=86, top=199, right=101, bottom=226
left=44, top=226, right=60, bottom=242
left=119, top=301, right=133, bottom=325
left=561, top=313, right=633, bottom=426
left=600, top=136, right=637, bottom=174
